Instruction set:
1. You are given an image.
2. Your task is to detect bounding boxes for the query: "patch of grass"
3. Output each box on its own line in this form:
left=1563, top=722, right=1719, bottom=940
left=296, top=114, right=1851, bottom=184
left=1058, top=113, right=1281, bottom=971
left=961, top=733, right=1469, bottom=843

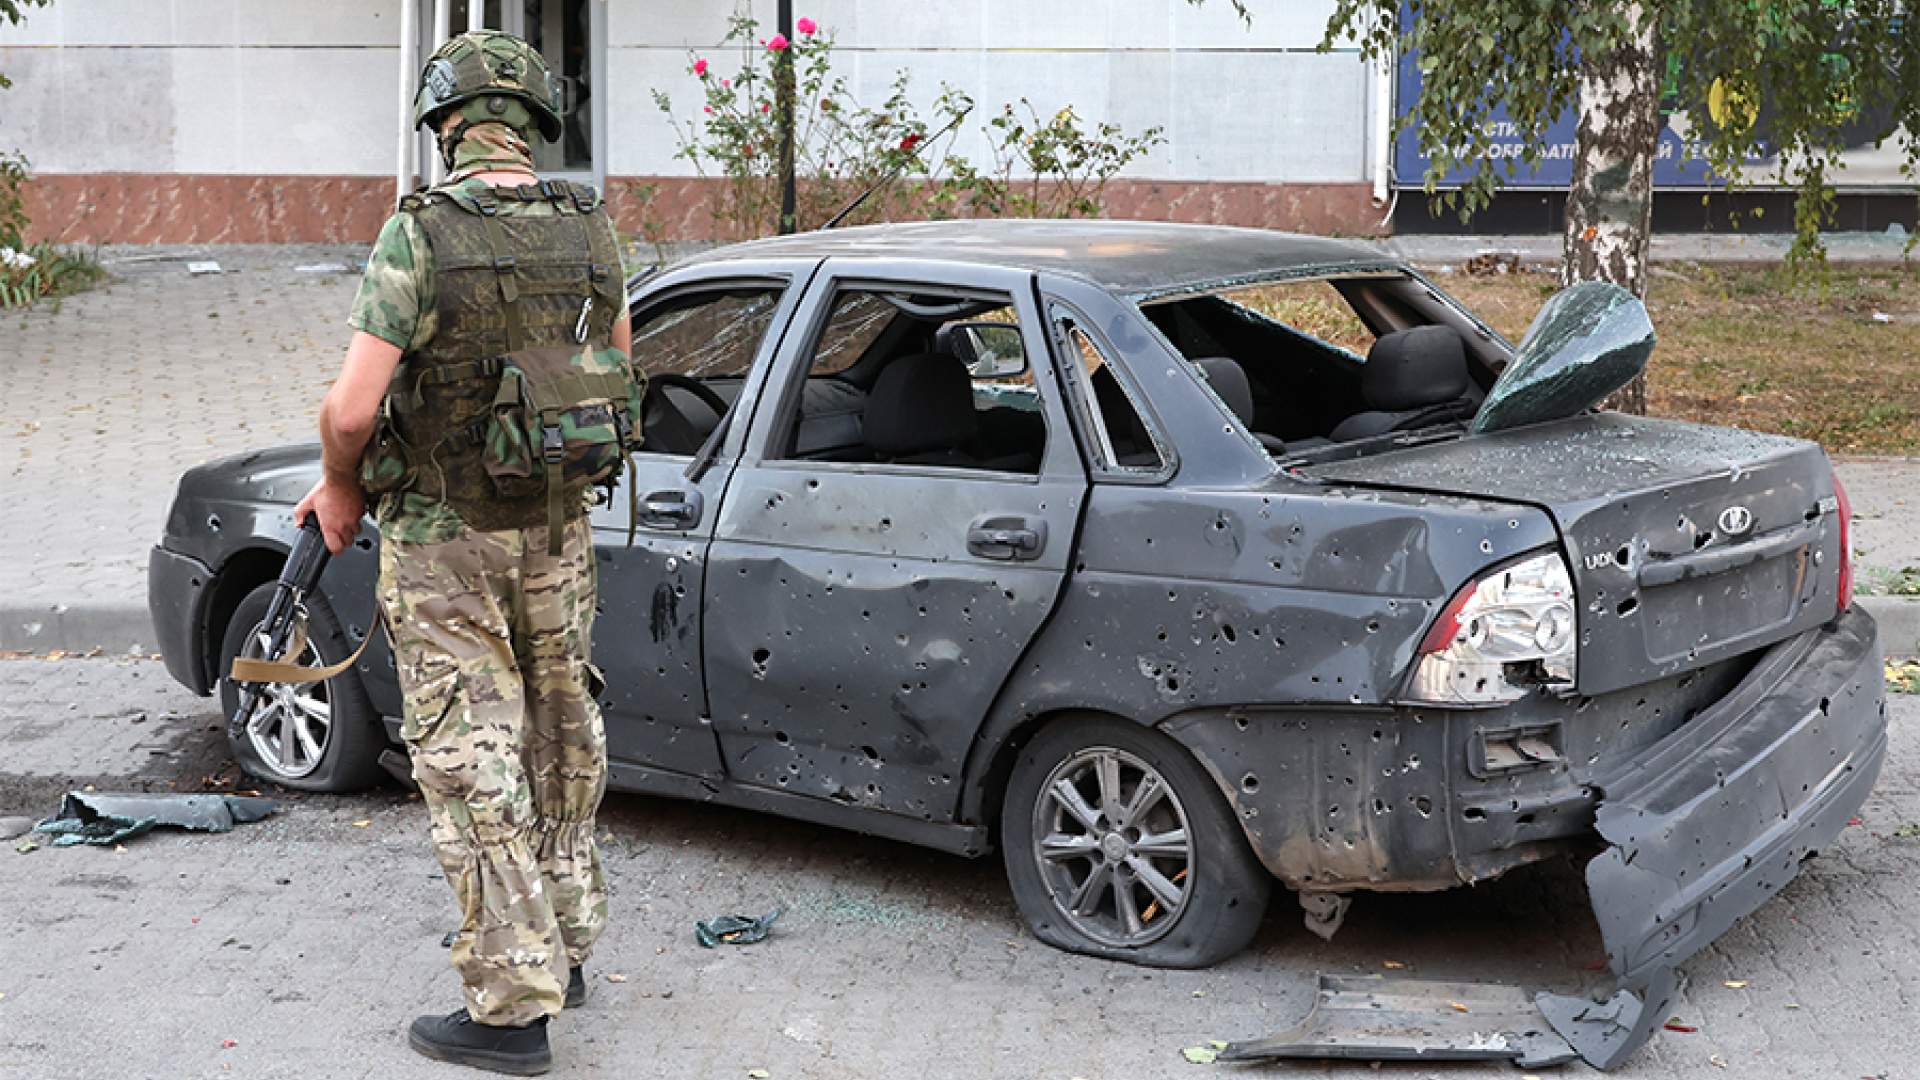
left=1441, top=264, right=1920, bottom=455
left=0, top=242, right=107, bottom=310
left=1889, top=659, right=1920, bottom=695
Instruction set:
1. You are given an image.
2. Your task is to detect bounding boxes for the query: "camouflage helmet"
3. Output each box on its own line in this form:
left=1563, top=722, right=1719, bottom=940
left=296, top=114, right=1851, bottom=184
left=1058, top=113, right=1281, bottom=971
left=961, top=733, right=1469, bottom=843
left=413, top=30, right=563, bottom=142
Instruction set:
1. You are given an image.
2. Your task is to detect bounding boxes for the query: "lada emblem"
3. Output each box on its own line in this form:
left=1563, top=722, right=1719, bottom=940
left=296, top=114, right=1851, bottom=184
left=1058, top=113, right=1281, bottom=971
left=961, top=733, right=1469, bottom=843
left=1717, top=505, right=1755, bottom=536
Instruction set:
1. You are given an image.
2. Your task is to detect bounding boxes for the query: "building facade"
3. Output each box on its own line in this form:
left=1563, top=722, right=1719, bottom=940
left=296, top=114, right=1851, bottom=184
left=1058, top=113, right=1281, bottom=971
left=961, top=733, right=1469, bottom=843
left=0, top=0, right=1391, bottom=243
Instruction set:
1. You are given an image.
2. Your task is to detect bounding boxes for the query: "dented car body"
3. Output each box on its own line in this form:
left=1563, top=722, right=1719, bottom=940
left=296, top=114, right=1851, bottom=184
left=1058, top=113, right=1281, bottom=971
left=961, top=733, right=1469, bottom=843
left=149, top=221, right=1883, bottom=1066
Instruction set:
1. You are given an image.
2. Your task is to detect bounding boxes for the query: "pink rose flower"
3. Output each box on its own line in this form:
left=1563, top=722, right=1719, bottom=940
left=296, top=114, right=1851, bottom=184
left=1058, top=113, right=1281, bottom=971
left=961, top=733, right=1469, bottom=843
left=761, top=101, right=771, bottom=112
left=796, top=17, right=817, bottom=35
left=703, top=105, right=713, bottom=114
left=693, top=58, right=709, bottom=77
left=767, top=33, right=789, bottom=51
left=722, top=78, right=731, bottom=88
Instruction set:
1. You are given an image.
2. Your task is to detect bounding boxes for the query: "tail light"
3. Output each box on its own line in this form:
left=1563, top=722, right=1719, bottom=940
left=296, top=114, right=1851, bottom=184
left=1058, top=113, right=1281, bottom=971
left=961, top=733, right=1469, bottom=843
left=1405, top=550, right=1577, bottom=705
left=1833, top=470, right=1853, bottom=615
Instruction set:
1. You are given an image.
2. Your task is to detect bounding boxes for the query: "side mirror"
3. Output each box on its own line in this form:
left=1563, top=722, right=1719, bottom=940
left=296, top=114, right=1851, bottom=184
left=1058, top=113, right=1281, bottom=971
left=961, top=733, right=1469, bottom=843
left=1471, top=281, right=1656, bottom=435
left=942, top=321, right=1029, bottom=379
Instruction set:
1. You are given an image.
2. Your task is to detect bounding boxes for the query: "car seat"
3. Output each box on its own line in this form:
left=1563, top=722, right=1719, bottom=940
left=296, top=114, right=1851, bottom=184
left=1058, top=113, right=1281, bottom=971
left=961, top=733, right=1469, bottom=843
left=1328, top=325, right=1475, bottom=442
left=1194, top=356, right=1287, bottom=453
left=862, top=352, right=981, bottom=467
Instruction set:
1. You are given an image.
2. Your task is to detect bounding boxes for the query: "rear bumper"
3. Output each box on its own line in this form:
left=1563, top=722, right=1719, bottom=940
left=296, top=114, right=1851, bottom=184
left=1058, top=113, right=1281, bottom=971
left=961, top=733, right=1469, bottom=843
left=1585, top=604, right=1886, bottom=987
left=148, top=544, right=215, bottom=695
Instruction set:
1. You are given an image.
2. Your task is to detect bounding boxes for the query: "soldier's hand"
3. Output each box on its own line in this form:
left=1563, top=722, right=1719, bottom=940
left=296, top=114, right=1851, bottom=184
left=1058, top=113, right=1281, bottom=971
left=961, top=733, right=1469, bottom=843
left=294, top=480, right=366, bottom=555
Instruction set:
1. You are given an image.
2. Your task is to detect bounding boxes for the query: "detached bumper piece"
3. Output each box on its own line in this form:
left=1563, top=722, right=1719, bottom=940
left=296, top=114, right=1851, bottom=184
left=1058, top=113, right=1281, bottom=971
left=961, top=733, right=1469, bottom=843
left=1228, top=608, right=1888, bottom=1071
left=1220, top=975, right=1578, bottom=1068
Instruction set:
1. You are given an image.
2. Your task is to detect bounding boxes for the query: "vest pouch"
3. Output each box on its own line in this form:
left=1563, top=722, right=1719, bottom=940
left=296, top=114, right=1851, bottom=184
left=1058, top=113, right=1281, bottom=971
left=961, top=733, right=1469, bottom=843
left=481, top=345, right=632, bottom=503
left=357, top=410, right=414, bottom=497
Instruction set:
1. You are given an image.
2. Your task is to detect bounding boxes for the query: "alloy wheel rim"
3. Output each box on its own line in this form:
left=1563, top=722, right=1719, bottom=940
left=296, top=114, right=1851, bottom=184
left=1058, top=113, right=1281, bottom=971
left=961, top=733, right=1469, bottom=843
left=1031, top=746, right=1193, bottom=948
left=238, top=625, right=332, bottom=779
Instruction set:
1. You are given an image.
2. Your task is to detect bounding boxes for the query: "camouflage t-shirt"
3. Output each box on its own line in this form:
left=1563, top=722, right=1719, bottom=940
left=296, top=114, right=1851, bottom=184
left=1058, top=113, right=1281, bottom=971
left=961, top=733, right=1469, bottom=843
left=348, top=177, right=623, bottom=543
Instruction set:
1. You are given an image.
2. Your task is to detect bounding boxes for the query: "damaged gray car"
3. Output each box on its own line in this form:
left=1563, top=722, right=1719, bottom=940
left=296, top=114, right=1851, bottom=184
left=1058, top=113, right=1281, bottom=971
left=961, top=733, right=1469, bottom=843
left=148, top=221, right=1885, bottom=1067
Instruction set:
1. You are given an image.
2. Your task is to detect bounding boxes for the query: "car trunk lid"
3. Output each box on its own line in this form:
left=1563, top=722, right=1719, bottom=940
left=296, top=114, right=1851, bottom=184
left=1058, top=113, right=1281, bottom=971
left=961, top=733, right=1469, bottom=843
left=1302, top=413, right=1844, bottom=695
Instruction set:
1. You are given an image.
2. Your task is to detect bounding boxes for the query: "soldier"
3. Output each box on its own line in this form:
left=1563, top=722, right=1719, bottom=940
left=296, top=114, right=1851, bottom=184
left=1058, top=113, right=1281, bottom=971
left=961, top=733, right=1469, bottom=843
left=293, top=30, right=642, bottom=1076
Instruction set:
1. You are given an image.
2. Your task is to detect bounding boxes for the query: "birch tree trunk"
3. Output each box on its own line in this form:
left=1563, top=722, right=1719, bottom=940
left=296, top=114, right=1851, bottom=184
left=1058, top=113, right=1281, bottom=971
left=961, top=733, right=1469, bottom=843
left=1562, top=2, right=1661, bottom=414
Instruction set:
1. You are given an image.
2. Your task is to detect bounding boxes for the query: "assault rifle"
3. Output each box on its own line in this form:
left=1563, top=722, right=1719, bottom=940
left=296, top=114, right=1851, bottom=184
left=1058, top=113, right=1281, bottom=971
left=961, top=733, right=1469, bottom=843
left=225, top=513, right=343, bottom=741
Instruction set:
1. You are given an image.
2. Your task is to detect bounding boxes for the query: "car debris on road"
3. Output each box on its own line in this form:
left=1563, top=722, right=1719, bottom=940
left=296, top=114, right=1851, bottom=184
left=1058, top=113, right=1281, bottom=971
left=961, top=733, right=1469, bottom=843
left=30, top=791, right=279, bottom=847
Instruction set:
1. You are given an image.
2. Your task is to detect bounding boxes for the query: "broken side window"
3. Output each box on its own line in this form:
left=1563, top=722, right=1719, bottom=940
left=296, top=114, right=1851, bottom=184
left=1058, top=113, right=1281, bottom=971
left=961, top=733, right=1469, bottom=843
left=772, top=287, right=1047, bottom=475
left=1050, top=305, right=1165, bottom=473
left=631, top=286, right=785, bottom=456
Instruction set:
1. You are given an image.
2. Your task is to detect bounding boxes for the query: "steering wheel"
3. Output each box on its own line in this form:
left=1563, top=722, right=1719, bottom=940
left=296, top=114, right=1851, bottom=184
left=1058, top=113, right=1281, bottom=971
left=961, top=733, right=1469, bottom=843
left=646, top=373, right=731, bottom=420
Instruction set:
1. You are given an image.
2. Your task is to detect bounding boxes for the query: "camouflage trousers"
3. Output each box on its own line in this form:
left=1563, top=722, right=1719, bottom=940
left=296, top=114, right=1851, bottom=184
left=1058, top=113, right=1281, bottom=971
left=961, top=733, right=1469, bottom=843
left=378, top=515, right=608, bottom=1026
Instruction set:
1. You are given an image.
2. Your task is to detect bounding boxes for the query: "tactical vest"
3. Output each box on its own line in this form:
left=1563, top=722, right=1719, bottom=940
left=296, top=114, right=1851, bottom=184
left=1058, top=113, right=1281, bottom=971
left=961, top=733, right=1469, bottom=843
left=360, top=180, right=642, bottom=551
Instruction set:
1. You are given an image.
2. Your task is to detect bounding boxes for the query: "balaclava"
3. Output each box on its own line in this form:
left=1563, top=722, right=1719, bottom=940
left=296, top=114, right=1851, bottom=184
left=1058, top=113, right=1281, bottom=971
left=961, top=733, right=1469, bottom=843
left=438, top=95, right=539, bottom=179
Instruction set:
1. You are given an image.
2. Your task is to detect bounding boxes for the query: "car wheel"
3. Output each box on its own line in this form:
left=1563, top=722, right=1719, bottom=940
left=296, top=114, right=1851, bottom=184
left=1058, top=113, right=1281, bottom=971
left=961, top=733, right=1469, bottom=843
left=1001, top=714, right=1272, bottom=968
left=217, top=581, right=386, bottom=792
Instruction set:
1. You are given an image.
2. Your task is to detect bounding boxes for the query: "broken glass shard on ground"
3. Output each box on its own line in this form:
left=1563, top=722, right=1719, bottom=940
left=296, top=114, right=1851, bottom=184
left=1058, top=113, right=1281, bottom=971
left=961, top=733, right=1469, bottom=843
left=1471, top=280, right=1655, bottom=435
left=695, top=908, right=784, bottom=947
left=32, top=792, right=280, bottom=846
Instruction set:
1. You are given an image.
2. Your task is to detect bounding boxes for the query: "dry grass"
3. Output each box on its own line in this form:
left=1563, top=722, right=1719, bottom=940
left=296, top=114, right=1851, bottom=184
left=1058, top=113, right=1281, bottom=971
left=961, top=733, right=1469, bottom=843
left=1439, top=264, right=1920, bottom=455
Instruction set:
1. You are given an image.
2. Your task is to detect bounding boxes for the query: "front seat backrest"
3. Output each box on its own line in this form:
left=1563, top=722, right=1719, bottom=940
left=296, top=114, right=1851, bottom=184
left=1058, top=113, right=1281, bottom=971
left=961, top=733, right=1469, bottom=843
left=863, top=352, right=979, bottom=461
left=1329, top=325, right=1471, bottom=442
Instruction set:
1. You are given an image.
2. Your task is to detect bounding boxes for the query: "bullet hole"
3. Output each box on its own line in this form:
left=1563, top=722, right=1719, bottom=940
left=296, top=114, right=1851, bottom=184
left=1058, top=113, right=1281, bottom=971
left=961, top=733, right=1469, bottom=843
left=1241, top=772, right=1260, bottom=793
left=1692, top=532, right=1712, bottom=550
left=1156, top=630, right=1168, bottom=641
left=1212, top=517, right=1227, bottom=531
left=1515, top=812, right=1536, bottom=826
left=861, top=745, right=880, bottom=761
left=1269, top=558, right=1286, bottom=573
left=1164, top=676, right=1180, bottom=693
left=1405, top=754, right=1421, bottom=770
left=1371, top=798, right=1388, bottom=815
left=1411, top=796, right=1433, bottom=817
left=879, top=517, right=893, bottom=530
left=806, top=479, right=819, bottom=490
left=1144, top=537, right=1154, bottom=546
left=774, top=730, right=791, bottom=745
left=1233, top=715, right=1249, bottom=732
left=1616, top=596, right=1639, bottom=616
left=1221, top=624, right=1238, bottom=643
left=1365, top=619, right=1380, bottom=633
left=1479, top=539, right=1493, bottom=554
left=1371, top=729, right=1383, bottom=741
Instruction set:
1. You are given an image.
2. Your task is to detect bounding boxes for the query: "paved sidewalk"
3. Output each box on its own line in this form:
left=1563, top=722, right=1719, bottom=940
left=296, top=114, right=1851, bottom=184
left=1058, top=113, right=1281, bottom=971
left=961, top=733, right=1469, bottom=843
left=3, top=657, right=1919, bottom=1080
left=1, top=243, right=1916, bottom=654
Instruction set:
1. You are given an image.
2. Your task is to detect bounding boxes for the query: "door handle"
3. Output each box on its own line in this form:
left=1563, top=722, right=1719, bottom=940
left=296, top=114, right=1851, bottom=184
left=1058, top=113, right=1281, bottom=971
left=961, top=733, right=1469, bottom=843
left=967, top=516, right=1046, bottom=561
left=639, top=489, right=702, bottom=529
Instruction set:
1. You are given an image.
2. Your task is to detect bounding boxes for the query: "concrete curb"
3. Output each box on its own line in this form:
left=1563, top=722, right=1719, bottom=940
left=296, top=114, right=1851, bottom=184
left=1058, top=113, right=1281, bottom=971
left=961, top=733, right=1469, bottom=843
left=6, top=595, right=1917, bottom=661
left=1, top=603, right=156, bottom=656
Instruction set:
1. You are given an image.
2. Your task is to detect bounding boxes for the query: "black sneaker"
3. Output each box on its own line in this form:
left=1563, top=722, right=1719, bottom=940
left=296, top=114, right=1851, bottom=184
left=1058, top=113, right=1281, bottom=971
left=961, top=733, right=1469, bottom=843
left=564, top=966, right=587, bottom=1009
left=407, top=1009, right=552, bottom=1076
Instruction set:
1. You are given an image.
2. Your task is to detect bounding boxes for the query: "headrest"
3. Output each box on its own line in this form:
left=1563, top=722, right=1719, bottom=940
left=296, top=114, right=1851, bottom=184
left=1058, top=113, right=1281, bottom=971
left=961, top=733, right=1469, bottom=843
left=1193, top=356, right=1254, bottom=426
left=863, top=353, right=978, bottom=456
left=1363, top=326, right=1469, bottom=411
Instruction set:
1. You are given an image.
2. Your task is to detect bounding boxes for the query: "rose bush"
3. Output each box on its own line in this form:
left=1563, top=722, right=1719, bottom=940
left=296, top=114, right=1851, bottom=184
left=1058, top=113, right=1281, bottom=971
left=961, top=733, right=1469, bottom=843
left=654, top=15, right=1163, bottom=239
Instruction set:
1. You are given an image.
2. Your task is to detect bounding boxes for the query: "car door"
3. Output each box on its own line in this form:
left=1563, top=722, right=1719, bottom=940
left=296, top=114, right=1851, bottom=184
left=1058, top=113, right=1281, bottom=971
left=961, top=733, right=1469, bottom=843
left=705, top=259, right=1089, bottom=822
left=589, top=261, right=814, bottom=783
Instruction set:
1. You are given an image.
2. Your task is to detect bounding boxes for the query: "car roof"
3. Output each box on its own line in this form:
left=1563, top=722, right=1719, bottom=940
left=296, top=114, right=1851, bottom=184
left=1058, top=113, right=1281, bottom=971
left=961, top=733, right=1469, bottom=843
left=674, top=219, right=1404, bottom=298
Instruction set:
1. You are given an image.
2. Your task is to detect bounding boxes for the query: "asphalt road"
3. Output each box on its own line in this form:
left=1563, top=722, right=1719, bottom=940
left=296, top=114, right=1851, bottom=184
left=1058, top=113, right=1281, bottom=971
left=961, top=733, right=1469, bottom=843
left=2, top=658, right=1918, bottom=1080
